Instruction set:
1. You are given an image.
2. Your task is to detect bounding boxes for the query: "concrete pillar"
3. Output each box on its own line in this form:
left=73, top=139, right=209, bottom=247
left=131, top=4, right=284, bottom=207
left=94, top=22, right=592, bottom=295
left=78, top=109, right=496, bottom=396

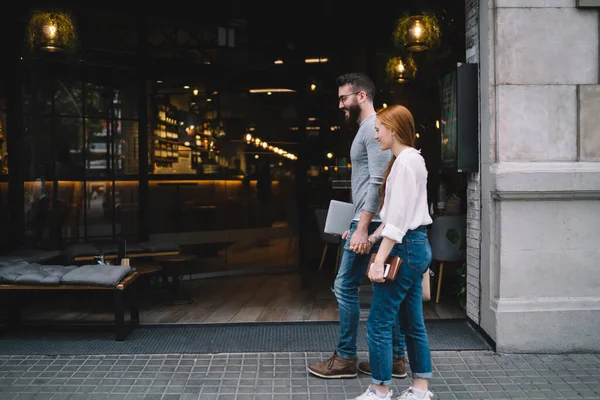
left=479, top=0, right=600, bottom=352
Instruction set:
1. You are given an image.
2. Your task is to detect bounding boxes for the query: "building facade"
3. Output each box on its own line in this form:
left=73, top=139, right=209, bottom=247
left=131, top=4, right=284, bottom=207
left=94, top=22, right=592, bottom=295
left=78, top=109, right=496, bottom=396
left=2, top=1, right=599, bottom=353
left=467, top=0, right=600, bottom=352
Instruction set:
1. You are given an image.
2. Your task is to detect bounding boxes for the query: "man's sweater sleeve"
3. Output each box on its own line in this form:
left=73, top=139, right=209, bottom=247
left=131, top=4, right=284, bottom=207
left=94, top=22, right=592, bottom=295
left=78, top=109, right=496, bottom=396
left=363, top=131, right=391, bottom=213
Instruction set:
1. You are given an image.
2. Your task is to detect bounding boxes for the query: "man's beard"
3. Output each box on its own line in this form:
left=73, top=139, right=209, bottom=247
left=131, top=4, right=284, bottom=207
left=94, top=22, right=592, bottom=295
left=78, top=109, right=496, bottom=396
left=342, top=103, right=361, bottom=128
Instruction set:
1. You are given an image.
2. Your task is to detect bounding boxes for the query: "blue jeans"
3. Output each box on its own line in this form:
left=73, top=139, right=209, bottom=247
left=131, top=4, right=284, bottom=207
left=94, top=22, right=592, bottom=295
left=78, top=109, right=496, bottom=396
left=333, top=221, right=406, bottom=361
left=368, top=225, right=433, bottom=385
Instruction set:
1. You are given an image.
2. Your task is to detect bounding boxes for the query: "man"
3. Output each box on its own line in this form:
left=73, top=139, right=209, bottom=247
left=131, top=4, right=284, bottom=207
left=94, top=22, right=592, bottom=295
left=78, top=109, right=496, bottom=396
left=307, top=72, right=407, bottom=379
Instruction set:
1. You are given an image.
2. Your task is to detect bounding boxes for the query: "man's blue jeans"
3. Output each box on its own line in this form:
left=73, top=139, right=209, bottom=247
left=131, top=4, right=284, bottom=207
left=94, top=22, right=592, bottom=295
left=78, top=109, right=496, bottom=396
left=368, top=226, right=433, bottom=385
left=333, top=221, right=406, bottom=361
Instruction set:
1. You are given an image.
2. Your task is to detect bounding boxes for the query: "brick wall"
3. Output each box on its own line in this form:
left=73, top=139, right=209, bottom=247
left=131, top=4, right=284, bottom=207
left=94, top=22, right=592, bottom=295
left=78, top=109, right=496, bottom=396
left=465, top=0, right=481, bottom=324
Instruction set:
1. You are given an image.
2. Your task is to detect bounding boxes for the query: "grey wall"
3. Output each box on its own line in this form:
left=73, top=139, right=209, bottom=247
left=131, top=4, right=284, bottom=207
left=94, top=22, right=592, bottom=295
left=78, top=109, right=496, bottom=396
left=465, top=0, right=482, bottom=326
left=479, top=0, right=600, bottom=353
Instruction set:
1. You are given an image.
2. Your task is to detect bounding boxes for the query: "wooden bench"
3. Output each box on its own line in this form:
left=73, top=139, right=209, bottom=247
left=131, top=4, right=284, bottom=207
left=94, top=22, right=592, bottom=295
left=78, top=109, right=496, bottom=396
left=0, top=271, right=140, bottom=341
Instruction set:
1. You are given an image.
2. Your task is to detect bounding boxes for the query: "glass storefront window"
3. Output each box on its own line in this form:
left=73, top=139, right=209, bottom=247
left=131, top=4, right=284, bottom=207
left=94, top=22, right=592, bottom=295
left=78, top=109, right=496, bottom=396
left=23, top=180, right=85, bottom=247
left=85, top=180, right=114, bottom=239
left=85, top=83, right=137, bottom=120
left=18, top=68, right=140, bottom=246
left=0, top=111, right=7, bottom=176
left=116, top=120, right=139, bottom=176
left=22, top=72, right=53, bottom=115
left=54, top=181, right=85, bottom=244
left=86, top=119, right=138, bottom=178
left=1, top=79, right=7, bottom=175
left=54, top=79, right=83, bottom=117
left=0, top=182, right=9, bottom=252
left=22, top=116, right=54, bottom=180
left=23, top=179, right=53, bottom=245
left=113, top=181, right=138, bottom=238
left=22, top=116, right=87, bottom=181
left=86, top=118, right=111, bottom=179
left=55, top=117, right=85, bottom=180
left=85, top=181, right=138, bottom=240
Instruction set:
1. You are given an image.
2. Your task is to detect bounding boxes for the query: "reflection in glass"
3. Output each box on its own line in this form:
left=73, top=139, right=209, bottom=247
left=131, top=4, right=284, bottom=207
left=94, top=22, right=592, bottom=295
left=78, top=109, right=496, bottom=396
left=22, top=179, right=139, bottom=246
left=54, top=80, right=83, bottom=116
left=23, top=180, right=84, bottom=247
left=86, top=119, right=138, bottom=177
left=0, top=79, right=5, bottom=110
left=0, top=79, right=5, bottom=175
left=55, top=117, right=84, bottom=180
left=22, top=116, right=85, bottom=181
left=0, top=111, right=7, bottom=175
left=116, top=120, right=139, bottom=175
left=22, top=116, right=53, bottom=180
left=147, top=176, right=299, bottom=269
left=22, top=72, right=53, bottom=115
left=0, top=182, right=9, bottom=252
left=85, top=83, right=137, bottom=120
left=85, top=181, right=138, bottom=240
left=85, top=180, right=113, bottom=239
left=86, top=118, right=111, bottom=178
left=113, top=181, right=138, bottom=238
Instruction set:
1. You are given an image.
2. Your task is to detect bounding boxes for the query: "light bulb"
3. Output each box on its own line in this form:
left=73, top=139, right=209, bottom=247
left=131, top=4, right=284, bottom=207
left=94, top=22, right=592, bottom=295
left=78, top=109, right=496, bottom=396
left=410, top=20, right=423, bottom=39
left=42, top=21, right=57, bottom=40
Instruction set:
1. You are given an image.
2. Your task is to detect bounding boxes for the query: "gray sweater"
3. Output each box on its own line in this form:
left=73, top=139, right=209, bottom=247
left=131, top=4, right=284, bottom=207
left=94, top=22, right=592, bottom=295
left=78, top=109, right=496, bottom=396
left=350, top=113, right=392, bottom=221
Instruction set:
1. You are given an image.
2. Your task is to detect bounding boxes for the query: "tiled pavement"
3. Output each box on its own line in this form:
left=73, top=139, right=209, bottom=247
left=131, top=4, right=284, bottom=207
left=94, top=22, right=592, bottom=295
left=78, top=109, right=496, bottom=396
left=0, top=351, right=599, bottom=400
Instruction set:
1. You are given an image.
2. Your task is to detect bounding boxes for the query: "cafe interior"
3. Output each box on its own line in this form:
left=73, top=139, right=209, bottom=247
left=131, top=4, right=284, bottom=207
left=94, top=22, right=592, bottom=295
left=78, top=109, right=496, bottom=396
left=0, top=0, right=472, bottom=325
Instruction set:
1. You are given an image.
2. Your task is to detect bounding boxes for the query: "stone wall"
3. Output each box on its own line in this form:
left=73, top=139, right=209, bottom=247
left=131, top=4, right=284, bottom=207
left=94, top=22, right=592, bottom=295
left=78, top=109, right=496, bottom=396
left=482, top=0, right=600, bottom=352
left=465, top=0, right=481, bottom=324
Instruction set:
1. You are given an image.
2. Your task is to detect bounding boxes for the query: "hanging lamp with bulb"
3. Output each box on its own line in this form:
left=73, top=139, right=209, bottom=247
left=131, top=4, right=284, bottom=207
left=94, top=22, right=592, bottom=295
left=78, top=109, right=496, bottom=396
left=27, top=9, right=78, bottom=53
left=386, top=55, right=417, bottom=83
left=393, top=11, right=441, bottom=53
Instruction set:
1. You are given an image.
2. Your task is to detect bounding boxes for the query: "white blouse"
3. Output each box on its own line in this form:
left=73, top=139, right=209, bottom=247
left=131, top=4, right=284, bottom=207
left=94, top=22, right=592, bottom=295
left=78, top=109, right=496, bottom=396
left=380, top=147, right=433, bottom=243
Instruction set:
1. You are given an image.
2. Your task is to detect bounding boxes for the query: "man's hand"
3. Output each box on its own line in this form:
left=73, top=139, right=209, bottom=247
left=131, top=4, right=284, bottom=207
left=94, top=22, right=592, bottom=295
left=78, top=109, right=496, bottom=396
left=349, top=228, right=370, bottom=255
left=341, top=230, right=350, bottom=240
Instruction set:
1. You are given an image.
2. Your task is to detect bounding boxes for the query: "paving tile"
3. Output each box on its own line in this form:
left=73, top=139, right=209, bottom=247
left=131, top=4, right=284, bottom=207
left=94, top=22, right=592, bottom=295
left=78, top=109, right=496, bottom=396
left=0, top=351, right=599, bottom=400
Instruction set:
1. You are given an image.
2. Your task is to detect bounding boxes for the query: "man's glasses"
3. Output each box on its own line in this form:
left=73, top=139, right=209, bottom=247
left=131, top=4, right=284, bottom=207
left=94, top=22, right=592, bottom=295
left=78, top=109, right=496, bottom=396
left=338, top=91, right=362, bottom=104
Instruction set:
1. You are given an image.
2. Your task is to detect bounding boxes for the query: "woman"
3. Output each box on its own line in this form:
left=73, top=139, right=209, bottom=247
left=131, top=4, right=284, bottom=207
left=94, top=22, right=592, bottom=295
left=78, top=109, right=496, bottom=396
left=349, top=105, right=433, bottom=400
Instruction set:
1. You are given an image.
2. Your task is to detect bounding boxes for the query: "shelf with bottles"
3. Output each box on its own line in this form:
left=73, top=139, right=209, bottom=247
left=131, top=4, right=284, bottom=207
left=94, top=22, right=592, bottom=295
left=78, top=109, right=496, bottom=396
left=154, top=103, right=180, bottom=141
left=154, top=122, right=179, bottom=142
left=156, top=104, right=179, bottom=126
left=152, top=139, right=180, bottom=160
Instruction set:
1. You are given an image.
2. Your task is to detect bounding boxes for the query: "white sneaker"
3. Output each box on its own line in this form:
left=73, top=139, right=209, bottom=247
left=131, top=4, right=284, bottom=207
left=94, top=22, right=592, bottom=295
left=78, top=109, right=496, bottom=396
left=396, top=388, right=433, bottom=400
left=347, top=387, right=393, bottom=400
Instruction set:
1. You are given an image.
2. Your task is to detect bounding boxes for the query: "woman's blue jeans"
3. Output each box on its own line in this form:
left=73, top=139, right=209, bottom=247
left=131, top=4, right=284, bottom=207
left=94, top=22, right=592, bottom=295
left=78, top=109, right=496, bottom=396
left=367, top=225, right=433, bottom=385
left=333, top=221, right=406, bottom=361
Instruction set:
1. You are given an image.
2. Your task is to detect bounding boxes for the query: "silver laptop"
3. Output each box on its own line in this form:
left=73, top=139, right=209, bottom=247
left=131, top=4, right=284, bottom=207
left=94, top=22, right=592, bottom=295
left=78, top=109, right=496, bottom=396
left=324, top=200, right=355, bottom=235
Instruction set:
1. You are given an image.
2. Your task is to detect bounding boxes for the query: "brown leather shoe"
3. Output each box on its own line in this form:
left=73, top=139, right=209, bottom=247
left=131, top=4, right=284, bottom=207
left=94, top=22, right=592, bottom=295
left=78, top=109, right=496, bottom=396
left=357, top=358, right=408, bottom=378
left=307, top=351, right=358, bottom=378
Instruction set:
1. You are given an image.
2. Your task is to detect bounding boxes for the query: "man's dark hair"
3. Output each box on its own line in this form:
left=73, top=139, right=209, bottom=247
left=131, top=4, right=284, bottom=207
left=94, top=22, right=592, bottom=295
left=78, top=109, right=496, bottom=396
left=335, top=72, right=376, bottom=101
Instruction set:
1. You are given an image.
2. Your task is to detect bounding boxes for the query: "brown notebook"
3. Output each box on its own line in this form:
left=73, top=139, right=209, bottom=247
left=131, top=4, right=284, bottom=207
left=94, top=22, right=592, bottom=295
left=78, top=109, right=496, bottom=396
left=367, top=253, right=402, bottom=281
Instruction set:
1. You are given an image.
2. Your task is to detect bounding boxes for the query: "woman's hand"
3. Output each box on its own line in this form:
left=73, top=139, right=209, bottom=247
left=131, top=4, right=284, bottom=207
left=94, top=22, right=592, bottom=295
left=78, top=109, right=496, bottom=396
left=368, top=259, right=386, bottom=283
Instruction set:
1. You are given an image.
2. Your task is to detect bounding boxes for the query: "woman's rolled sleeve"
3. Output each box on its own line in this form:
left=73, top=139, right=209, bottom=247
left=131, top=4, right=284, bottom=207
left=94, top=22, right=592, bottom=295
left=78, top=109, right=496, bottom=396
left=381, top=223, right=406, bottom=244
left=380, top=162, right=418, bottom=244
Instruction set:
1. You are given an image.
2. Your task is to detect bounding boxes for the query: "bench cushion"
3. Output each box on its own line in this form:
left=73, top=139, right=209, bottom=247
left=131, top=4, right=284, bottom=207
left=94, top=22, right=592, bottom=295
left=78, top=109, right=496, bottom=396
left=0, top=264, right=77, bottom=285
left=0, top=258, right=31, bottom=267
left=61, top=265, right=132, bottom=287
